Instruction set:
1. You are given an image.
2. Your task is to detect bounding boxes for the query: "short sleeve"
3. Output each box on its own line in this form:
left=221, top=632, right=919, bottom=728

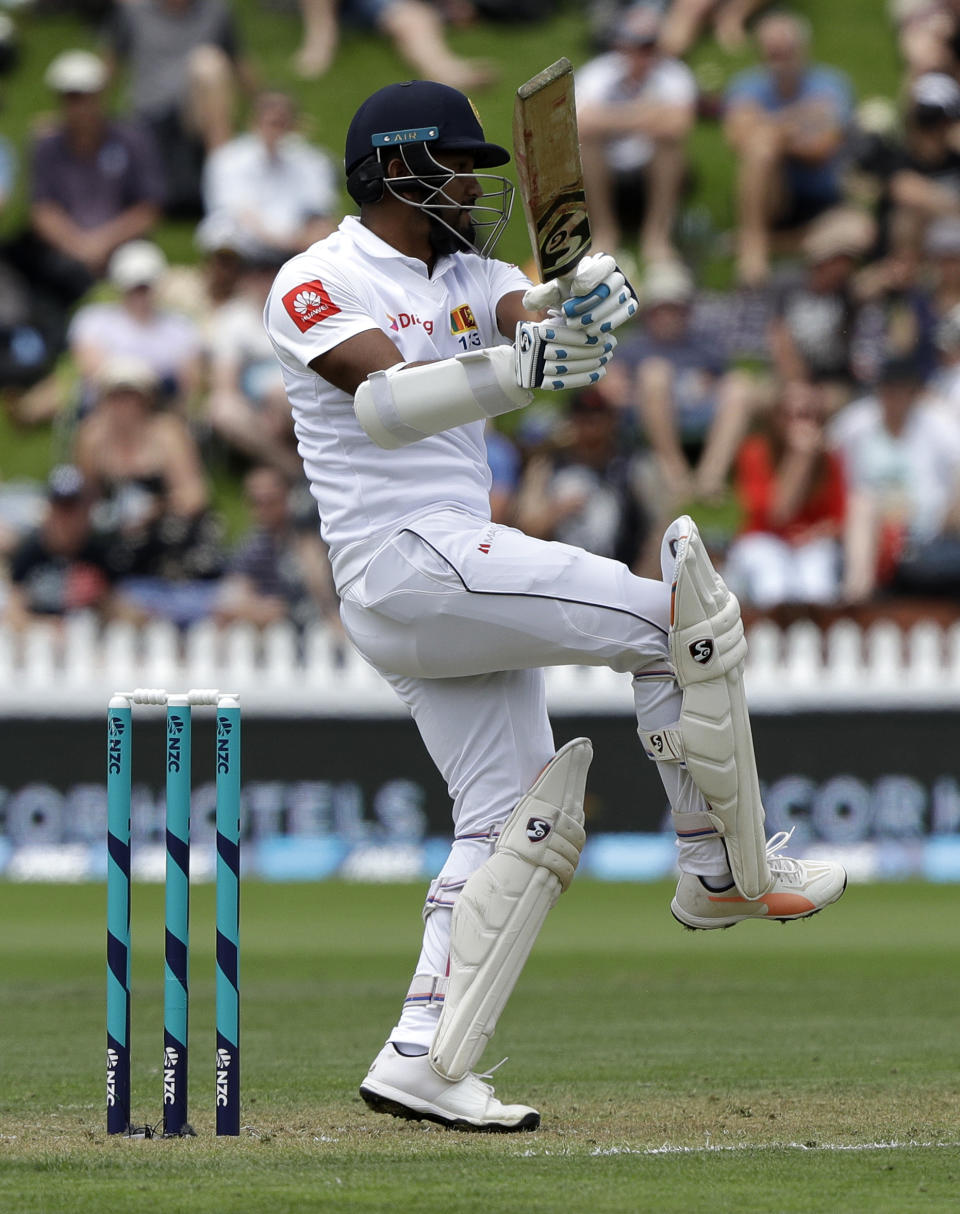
left=9, top=534, right=42, bottom=585
left=0, top=138, right=15, bottom=196
left=481, top=257, right=532, bottom=313
left=264, top=254, right=382, bottom=372
left=29, top=135, right=58, bottom=205
left=651, top=60, right=697, bottom=108
left=735, top=435, right=775, bottom=529
left=67, top=303, right=111, bottom=347
left=122, top=123, right=167, bottom=207
left=725, top=68, right=768, bottom=110
left=575, top=54, right=621, bottom=108
left=813, top=67, right=855, bottom=126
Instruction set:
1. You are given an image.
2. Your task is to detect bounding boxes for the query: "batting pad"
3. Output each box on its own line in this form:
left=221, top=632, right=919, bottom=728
left=429, top=738, right=592, bottom=1082
left=645, top=517, right=772, bottom=900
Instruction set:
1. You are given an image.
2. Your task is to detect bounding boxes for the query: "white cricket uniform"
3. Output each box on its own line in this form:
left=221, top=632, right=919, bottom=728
left=265, top=215, right=717, bottom=1047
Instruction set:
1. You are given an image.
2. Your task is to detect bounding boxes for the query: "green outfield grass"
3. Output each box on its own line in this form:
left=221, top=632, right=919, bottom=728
left=0, top=879, right=958, bottom=1212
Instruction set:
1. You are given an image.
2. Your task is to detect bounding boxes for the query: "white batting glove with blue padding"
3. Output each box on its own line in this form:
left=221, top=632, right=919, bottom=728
left=562, top=272, right=638, bottom=337
left=521, top=252, right=638, bottom=336
left=515, top=319, right=616, bottom=391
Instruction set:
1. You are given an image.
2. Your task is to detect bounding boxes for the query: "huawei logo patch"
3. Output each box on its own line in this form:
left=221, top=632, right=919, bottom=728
left=282, top=279, right=341, bottom=332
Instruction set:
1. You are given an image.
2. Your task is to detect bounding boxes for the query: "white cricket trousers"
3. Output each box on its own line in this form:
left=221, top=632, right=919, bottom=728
left=339, top=508, right=725, bottom=1049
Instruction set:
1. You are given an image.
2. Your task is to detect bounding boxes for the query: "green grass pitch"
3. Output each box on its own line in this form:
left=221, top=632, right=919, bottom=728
left=0, top=879, right=958, bottom=1212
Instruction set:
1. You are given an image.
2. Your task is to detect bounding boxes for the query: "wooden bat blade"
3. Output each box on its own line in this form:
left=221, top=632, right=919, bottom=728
left=513, top=57, right=592, bottom=283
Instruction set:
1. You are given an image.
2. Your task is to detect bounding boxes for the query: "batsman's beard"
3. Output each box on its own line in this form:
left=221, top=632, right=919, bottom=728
left=428, top=209, right=477, bottom=257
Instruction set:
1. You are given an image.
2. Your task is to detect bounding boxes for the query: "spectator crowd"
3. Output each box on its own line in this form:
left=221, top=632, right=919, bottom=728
left=3, top=0, right=960, bottom=643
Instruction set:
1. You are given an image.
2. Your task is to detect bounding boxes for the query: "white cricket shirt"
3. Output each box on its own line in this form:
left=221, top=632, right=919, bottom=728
left=576, top=54, right=697, bottom=173
left=202, top=132, right=337, bottom=246
left=264, top=215, right=529, bottom=589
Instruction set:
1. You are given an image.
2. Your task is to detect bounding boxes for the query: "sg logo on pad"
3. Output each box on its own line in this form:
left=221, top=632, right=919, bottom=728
left=689, top=638, right=714, bottom=664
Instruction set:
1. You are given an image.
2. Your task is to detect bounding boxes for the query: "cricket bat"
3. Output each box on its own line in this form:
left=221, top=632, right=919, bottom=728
left=513, top=57, right=592, bottom=285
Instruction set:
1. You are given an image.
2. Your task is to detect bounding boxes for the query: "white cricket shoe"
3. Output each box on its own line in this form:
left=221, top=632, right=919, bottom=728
left=671, top=831, right=847, bottom=930
left=359, top=1043, right=540, bottom=1132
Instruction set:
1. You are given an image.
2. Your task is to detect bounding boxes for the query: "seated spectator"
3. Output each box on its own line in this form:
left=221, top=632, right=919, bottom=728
left=577, top=4, right=697, bottom=262
left=215, top=465, right=337, bottom=630
left=6, top=49, right=164, bottom=308
left=68, top=240, right=202, bottom=417
left=769, top=207, right=876, bottom=414
left=851, top=212, right=947, bottom=384
left=660, top=0, right=771, bottom=56
left=154, top=213, right=246, bottom=340
left=924, top=215, right=960, bottom=320
left=5, top=465, right=116, bottom=630
left=514, top=387, right=650, bottom=570
left=618, top=260, right=757, bottom=504
left=927, top=297, right=960, bottom=429
left=829, top=354, right=960, bottom=601
left=72, top=356, right=225, bottom=626
left=723, top=381, right=846, bottom=610
left=724, top=12, right=855, bottom=285
left=885, top=72, right=960, bottom=259
left=104, top=0, right=253, bottom=217
left=891, top=0, right=960, bottom=78
left=202, top=90, right=337, bottom=260
left=206, top=253, right=301, bottom=480
left=0, top=133, right=65, bottom=394
left=292, top=0, right=495, bottom=89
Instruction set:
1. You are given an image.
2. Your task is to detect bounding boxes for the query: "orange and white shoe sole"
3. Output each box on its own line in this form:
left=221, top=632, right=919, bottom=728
left=671, top=878, right=848, bottom=930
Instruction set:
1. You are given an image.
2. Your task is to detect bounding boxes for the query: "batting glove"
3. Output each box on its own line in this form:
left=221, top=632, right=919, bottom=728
left=521, top=252, right=639, bottom=336
left=515, top=318, right=617, bottom=391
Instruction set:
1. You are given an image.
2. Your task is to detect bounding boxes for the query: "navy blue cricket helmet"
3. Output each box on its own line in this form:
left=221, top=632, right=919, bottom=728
left=345, top=80, right=510, bottom=203
left=342, top=80, right=515, bottom=258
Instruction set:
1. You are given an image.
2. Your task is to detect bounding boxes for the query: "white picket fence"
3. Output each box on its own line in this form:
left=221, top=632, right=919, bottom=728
left=1, top=613, right=960, bottom=716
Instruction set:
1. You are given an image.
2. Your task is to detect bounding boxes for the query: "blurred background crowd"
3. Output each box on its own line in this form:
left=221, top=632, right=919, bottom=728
left=2, top=0, right=960, bottom=646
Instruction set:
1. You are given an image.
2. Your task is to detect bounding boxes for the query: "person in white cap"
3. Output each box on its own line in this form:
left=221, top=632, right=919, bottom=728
left=4, top=463, right=116, bottom=630
left=67, top=241, right=202, bottom=414
left=21, top=50, right=165, bottom=301
left=886, top=72, right=960, bottom=258
left=576, top=5, right=697, bottom=263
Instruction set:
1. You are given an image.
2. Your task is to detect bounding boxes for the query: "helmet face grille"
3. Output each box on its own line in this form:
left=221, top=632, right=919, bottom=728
left=379, top=140, right=515, bottom=259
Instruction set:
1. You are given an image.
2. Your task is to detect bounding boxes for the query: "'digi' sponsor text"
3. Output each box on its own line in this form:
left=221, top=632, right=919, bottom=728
left=388, top=311, right=434, bottom=336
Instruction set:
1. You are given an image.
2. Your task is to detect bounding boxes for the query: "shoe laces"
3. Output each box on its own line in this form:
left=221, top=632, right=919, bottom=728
left=475, top=1056, right=509, bottom=1092
left=765, top=828, right=802, bottom=878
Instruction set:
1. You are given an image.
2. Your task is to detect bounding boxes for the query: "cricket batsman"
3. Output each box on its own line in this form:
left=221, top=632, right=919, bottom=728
left=264, top=80, right=847, bottom=1132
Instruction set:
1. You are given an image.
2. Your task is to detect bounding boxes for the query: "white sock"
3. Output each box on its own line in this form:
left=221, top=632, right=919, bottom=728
left=389, top=906, right=450, bottom=1049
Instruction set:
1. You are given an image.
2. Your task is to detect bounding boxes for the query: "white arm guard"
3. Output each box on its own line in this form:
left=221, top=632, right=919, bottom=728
left=429, top=737, right=592, bottom=1081
left=354, top=346, right=533, bottom=449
